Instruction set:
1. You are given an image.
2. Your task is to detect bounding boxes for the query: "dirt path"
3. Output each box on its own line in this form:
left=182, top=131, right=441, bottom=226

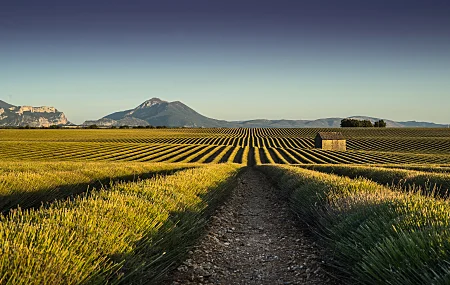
left=167, top=168, right=331, bottom=285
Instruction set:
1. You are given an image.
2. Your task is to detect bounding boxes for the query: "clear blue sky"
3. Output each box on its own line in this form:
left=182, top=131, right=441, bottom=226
left=2, top=0, right=450, bottom=124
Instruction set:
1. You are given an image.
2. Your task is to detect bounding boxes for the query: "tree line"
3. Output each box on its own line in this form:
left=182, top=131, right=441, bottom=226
left=341, top=119, right=386, bottom=128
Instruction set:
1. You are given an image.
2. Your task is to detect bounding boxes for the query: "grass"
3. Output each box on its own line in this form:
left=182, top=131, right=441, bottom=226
left=0, top=161, right=193, bottom=213
left=0, top=164, right=242, bottom=284
left=298, top=164, right=450, bottom=198
left=258, top=165, right=450, bottom=284
left=380, top=164, right=450, bottom=173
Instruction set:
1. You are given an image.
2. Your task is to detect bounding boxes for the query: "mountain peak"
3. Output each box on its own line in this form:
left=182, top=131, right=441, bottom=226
left=0, top=100, right=15, bottom=109
left=136, top=98, right=167, bottom=109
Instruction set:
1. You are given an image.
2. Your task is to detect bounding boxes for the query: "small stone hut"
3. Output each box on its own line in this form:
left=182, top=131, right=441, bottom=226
left=314, top=132, right=346, bottom=151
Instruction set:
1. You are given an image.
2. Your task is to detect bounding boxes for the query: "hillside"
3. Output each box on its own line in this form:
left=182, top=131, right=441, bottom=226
left=84, top=98, right=235, bottom=127
left=0, top=100, right=70, bottom=127
left=0, top=100, right=14, bottom=109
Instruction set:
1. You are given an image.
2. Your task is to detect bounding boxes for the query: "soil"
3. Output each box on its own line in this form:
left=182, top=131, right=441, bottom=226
left=167, top=168, right=333, bottom=285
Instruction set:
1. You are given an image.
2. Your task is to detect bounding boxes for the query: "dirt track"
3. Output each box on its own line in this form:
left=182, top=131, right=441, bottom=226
left=168, top=168, right=331, bottom=285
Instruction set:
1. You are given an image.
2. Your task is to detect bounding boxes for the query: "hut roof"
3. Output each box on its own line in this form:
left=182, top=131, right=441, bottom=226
left=316, top=132, right=345, bottom=140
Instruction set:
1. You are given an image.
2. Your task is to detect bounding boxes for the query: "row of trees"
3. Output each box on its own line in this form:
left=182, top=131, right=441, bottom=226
left=341, top=119, right=386, bottom=128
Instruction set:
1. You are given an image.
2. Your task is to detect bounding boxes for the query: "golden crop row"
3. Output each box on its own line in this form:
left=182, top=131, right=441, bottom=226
left=297, top=164, right=450, bottom=198
left=1, top=127, right=450, bottom=141
left=258, top=165, right=450, bottom=284
left=2, top=141, right=450, bottom=166
left=0, top=161, right=194, bottom=213
left=0, top=164, right=241, bottom=284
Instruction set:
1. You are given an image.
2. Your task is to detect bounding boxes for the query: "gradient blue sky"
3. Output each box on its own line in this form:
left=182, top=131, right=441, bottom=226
left=2, top=0, right=450, bottom=124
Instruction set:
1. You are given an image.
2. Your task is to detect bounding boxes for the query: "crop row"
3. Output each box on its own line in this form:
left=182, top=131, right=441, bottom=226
left=259, top=165, right=450, bottom=284
left=252, top=147, right=450, bottom=165
left=0, top=142, right=246, bottom=164
left=0, top=161, right=192, bottom=214
left=84, top=136, right=316, bottom=149
left=1, top=128, right=450, bottom=142
left=348, top=137, right=450, bottom=153
left=379, top=164, right=450, bottom=173
left=216, top=127, right=450, bottom=138
left=18, top=135, right=449, bottom=154
left=2, top=142, right=450, bottom=165
left=297, top=164, right=450, bottom=198
left=0, top=164, right=241, bottom=284
left=2, top=128, right=450, bottom=155
left=70, top=136, right=450, bottom=154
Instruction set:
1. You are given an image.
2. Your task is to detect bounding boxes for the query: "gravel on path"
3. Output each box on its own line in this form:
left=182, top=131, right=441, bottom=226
left=167, top=167, right=332, bottom=285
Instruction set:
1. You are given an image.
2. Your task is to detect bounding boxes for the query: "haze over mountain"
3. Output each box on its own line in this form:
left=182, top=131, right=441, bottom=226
left=83, top=98, right=448, bottom=128
left=0, top=100, right=70, bottom=127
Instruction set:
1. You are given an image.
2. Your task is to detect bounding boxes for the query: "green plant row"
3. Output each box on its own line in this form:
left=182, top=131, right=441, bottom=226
left=0, top=161, right=194, bottom=213
left=258, top=165, right=450, bottom=284
left=0, top=164, right=241, bottom=284
left=379, top=164, right=450, bottom=173
left=297, top=164, right=450, bottom=198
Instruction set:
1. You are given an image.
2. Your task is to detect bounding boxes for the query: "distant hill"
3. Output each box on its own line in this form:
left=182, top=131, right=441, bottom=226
left=83, top=98, right=448, bottom=128
left=234, top=117, right=447, bottom=128
left=0, top=100, right=14, bottom=109
left=0, top=100, right=70, bottom=127
left=397, top=121, right=448, bottom=128
left=84, top=98, right=235, bottom=127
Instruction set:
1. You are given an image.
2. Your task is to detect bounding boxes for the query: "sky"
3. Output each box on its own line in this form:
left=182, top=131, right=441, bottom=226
left=1, top=0, right=450, bottom=124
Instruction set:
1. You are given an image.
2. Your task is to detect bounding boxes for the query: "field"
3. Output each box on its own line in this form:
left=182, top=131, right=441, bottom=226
left=1, top=128, right=450, bottom=284
left=0, top=162, right=242, bottom=284
left=1, top=128, right=450, bottom=165
left=259, top=165, right=450, bottom=284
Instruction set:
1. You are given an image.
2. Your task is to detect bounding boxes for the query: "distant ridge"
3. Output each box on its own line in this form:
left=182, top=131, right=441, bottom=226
left=0, top=100, right=70, bottom=127
left=83, top=98, right=448, bottom=128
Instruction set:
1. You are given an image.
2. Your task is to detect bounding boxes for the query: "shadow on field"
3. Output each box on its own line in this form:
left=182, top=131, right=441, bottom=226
left=98, top=167, right=245, bottom=285
left=248, top=147, right=256, bottom=166
left=0, top=168, right=192, bottom=215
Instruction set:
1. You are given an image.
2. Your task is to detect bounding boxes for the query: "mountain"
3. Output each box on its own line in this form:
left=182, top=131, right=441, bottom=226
left=0, top=100, right=14, bottom=109
left=0, top=100, right=70, bottom=127
left=397, top=121, right=448, bottom=128
left=84, top=98, right=234, bottom=127
left=224, top=116, right=447, bottom=128
left=233, top=118, right=343, bottom=128
left=83, top=98, right=448, bottom=128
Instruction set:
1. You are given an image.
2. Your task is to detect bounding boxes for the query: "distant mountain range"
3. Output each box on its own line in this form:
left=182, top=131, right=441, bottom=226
left=83, top=98, right=448, bottom=128
left=0, top=98, right=447, bottom=128
left=0, top=100, right=69, bottom=127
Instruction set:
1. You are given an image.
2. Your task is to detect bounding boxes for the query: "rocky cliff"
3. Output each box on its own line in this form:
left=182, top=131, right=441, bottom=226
left=0, top=100, right=70, bottom=127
